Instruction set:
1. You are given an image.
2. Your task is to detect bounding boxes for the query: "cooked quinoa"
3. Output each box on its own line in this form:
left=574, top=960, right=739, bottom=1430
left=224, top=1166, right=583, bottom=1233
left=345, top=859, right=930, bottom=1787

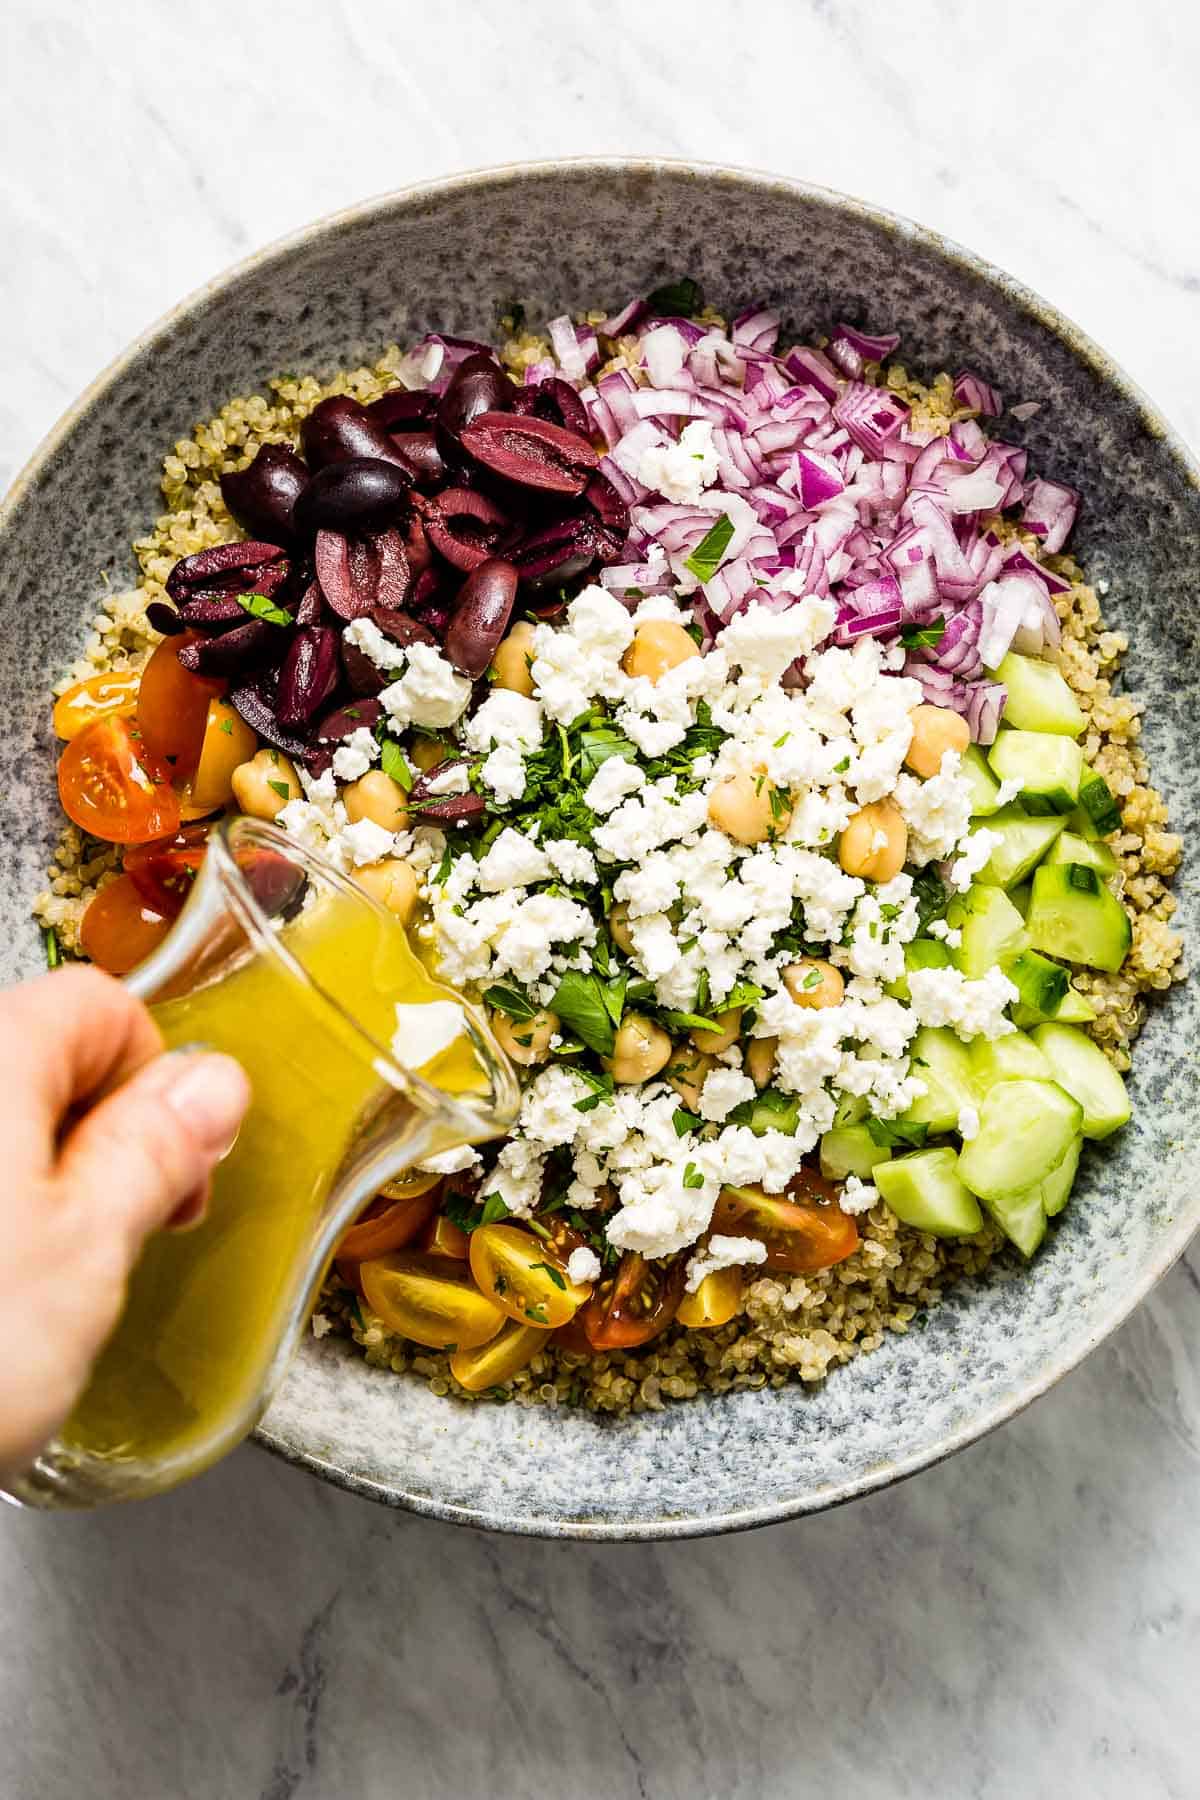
left=35, top=316, right=1185, bottom=1418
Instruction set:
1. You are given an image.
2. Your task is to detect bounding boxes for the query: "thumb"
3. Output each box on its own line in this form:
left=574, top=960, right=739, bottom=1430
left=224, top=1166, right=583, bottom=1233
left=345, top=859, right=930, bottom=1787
left=55, top=1050, right=251, bottom=1257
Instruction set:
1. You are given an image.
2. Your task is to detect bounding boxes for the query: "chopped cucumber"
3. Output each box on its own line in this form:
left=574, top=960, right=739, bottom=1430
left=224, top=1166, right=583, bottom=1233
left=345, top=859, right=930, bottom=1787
left=1006, top=950, right=1068, bottom=1018
left=902, top=1026, right=977, bottom=1133
left=949, top=883, right=1028, bottom=978
left=833, top=1092, right=868, bottom=1129
left=981, top=1183, right=1048, bottom=1258
left=1002, top=1135, right=1083, bottom=1240
left=975, top=805, right=1067, bottom=888
left=1067, top=804, right=1101, bottom=840
left=991, top=652, right=1086, bottom=736
left=957, top=1077, right=1083, bottom=1199
left=1077, top=771, right=1122, bottom=835
left=988, top=731, right=1084, bottom=814
left=1011, top=975, right=1097, bottom=1029
left=969, top=1033, right=1054, bottom=1095
left=1026, top=863, right=1132, bottom=973
left=820, top=1124, right=892, bottom=1183
left=1009, top=881, right=1032, bottom=918
left=738, top=1088, right=801, bottom=1137
left=961, top=744, right=1004, bottom=816
left=885, top=936, right=953, bottom=1002
left=1031, top=1023, right=1131, bottom=1138
left=1041, top=1135, right=1082, bottom=1216
left=1045, top=830, right=1119, bottom=878
left=875, top=1148, right=984, bottom=1237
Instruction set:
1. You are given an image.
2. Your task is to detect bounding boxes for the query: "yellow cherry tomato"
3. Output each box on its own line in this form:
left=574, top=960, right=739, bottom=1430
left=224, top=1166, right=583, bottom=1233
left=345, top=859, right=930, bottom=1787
left=360, top=1253, right=506, bottom=1351
left=450, top=1320, right=548, bottom=1392
left=52, top=669, right=140, bottom=741
left=180, top=698, right=258, bottom=816
left=676, top=1266, right=745, bottom=1329
left=468, top=1223, right=591, bottom=1329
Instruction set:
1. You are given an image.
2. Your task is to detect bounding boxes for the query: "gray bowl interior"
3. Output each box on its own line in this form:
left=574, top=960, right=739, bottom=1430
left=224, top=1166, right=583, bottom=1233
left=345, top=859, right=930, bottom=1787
left=2, top=162, right=1197, bottom=1538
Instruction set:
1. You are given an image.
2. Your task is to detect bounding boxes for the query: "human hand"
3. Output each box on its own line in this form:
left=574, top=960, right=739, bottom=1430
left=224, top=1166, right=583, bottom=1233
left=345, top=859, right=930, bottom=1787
left=0, top=966, right=249, bottom=1482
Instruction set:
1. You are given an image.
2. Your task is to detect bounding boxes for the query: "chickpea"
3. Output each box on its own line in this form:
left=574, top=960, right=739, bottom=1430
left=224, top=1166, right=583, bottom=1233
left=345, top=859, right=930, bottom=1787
left=353, top=858, right=419, bottom=924
left=707, top=771, right=792, bottom=846
left=691, top=1007, right=742, bottom=1055
left=410, top=735, right=449, bottom=773
left=343, top=769, right=410, bottom=833
left=904, top=704, right=971, bottom=779
left=783, top=958, right=845, bottom=1010
left=745, top=1037, right=778, bottom=1089
left=230, top=747, right=302, bottom=821
left=621, top=619, right=700, bottom=683
left=489, top=1007, right=559, bottom=1068
left=838, top=798, right=908, bottom=882
left=609, top=902, right=636, bottom=956
left=666, top=1045, right=715, bottom=1110
left=489, top=620, right=538, bottom=696
left=606, top=1012, right=673, bottom=1085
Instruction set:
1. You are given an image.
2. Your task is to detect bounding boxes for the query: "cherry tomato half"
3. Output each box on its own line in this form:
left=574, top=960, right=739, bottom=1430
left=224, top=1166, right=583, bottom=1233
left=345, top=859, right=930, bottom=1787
left=337, top=1176, right=442, bottom=1262
left=676, top=1266, right=744, bottom=1330
left=419, top=1213, right=471, bottom=1261
left=450, top=1321, right=547, bottom=1392
left=579, top=1252, right=685, bottom=1351
left=124, top=821, right=211, bottom=914
left=710, top=1172, right=858, bottom=1274
left=179, top=699, right=258, bottom=817
left=468, top=1223, right=591, bottom=1329
left=52, top=669, right=140, bottom=741
left=360, top=1252, right=506, bottom=1351
left=136, top=634, right=223, bottom=775
left=58, top=716, right=181, bottom=844
left=79, top=873, right=175, bottom=975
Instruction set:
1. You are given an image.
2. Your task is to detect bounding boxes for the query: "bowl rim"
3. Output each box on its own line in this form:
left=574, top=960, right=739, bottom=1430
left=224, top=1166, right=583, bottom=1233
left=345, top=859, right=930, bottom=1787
left=5, top=156, right=1198, bottom=1539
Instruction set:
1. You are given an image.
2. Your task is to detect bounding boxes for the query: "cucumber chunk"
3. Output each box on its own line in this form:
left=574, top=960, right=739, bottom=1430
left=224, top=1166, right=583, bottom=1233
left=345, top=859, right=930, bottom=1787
left=969, top=1033, right=1054, bottom=1095
left=957, top=1078, right=1083, bottom=1201
left=975, top=806, right=1067, bottom=888
left=1009, top=881, right=1032, bottom=918
left=1045, top=831, right=1119, bottom=877
left=988, top=731, right=1084, bottom=813
left=1011, top=975, right=1097, bottom=1029
left=981, top=1183, right=1048, bottom=1258
left=875, top=1148, right=984, bottom=1236
left=991, top=652, right=1086, bottom=736
left=1006, top=950, right=1068, bottom=1018
left=1031, top=1023, right=1131, bottom=1138
left=949, top=883, right=1028, bottom=977
left=1026, top=863, right=1132, bottom=973
left=1077, top=771, right=1122, bottom=835
left=832, top=1092, right=868, bottom=1129
left=961, top=744, right=1004, bottom=816
left=903, top=1026, right=978, bottom=1132
left=1041, top=1135, right=1082, bottom=1216
left=819, top=1124, right=892, bottom=1183
left=737, top=1088, right=801, bottom=1137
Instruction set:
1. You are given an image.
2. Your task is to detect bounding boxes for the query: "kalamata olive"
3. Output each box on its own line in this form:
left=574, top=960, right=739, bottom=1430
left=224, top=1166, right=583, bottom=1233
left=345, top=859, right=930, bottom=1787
left=459, top=412, right=598, bottom=496
left=407, top=791, right=487, bottom=828
left=340, top=611, right=435, bottom=696
left=178, top=617, right=279, bottom=676
left=371, top=607, right=437, bottom=648
left=511, top=377, right=591, bottom=439
left=166, top=541, right=289, bottom=607
left=510, top=516, right=600, bottom=590
left=316, top=697, right=384, bottom=742
left=146, top=601, right=186, bottom=636
left=229, top=677, right=318, bottom=762
left=423, top=487, right=514, bottom=572
left=294, top=458, right=413, bottom=537
left=295, top=579, right=323, bottom=626
left=366, top=389, right=438, bottom=431
left=390, top=430, right=446, bottom=489
left=404, top=514, right=433, bottom=582
left=300, top=395, right=412, bottom=471
left=408, top=756, right=470, bottom=805
left=175, top=593, right=255, bottom=628
left=315, top=528, right=411, bottom=619
left=220, top=444, right=309, bottom=542
left=436, top=353, right=512, bottom=448
left=444, top=559, right=519, bottom=678
left=583, top=470, right=630, bottom=536
left=277, top=625, right=341, bottom=727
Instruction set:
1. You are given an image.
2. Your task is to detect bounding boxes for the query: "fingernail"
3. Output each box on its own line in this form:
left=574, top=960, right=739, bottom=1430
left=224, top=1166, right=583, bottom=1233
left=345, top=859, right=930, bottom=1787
left=163, top=1053, right=251, bottom=1157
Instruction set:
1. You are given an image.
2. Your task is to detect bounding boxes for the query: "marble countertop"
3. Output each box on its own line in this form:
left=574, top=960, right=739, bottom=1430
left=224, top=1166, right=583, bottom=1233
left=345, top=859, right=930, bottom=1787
left=1, top=2, right=1198, bottom=1794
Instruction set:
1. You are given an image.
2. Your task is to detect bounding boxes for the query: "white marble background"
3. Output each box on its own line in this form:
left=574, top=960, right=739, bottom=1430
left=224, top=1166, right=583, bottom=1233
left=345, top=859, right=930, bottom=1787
left=1, top=1, right=1198, bottom=1795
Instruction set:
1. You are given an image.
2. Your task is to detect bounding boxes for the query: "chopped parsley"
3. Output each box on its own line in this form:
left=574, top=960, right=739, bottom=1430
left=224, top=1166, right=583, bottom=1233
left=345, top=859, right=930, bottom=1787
left=682, top=1162, right=705, bottom=1190
left=42, top=926, right=61, bottom=970
left=549, top=969, right=618, bottom=1055
left=379, top=738, right=414, bottom=790
left=483, top=982, right=536, bottom=1022
left=645, top=276, right=702, bottom=316
left=531, top=1261, right=566, bottom=1291
left=235, top=591, right=292, bottom=627
left=267, top=778, right=292, bottom=802
left=683, top=514, right=734, bottom=584
left=900, top=620, right=948, bottom=650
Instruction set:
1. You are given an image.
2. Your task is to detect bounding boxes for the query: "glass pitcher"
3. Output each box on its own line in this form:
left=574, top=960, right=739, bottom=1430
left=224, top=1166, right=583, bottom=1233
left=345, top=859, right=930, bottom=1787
left=2, top=816, right=518, bottom=1509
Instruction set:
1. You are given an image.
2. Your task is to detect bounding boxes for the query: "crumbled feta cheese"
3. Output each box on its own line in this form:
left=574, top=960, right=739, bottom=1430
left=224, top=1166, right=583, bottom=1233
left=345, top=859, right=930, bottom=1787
left=565, top=1246, right=602, bottom=1285
left=698, top=1066, right=757, bottom=1122
left=907, top=966, right=1017, bottom=1041
left=343, top=616, right=409, bottom=673
left=419, top=1145, right=483, bottom=1175
left=839, top=1174, right=878, bottom=1215
left=477, top=827, right=551, bottom=893
left=957, top=1103, right=980, bottom=1141
left=379, top=644, right=472, bottom=729
left=480, top=744, right=529, bottom=804
left=894, top=750, right=974, bottom=863
left=543, top=838, right=598, bottom=885
left=584, top=753, right=646, bottom=814
left=638, top=418, right=720, bottom=505
left=719, top=597, right=838, bottom=685
left=422, top=761, right=471, bottom=798
left=948, top=827, right=1000, bottom=891
left=338, top=818, right=396, bottom=866
left=463, top=689, right=543, bottom=752
left=606, top=1158, right=718, bottom=1258
left=331, top=726, right=380, bottom=783
left=684, top=1233, right=767, bottom=1291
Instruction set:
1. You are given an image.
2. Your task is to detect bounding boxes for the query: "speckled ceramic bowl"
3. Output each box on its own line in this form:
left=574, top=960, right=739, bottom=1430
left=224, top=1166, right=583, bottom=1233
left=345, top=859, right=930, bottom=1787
left=2, top=161, right=1197, bottom=1538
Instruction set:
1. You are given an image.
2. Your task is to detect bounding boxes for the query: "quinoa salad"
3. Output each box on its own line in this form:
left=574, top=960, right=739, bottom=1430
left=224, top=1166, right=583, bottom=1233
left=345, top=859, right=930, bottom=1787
left=38, top=283, right=1184, bottom=1415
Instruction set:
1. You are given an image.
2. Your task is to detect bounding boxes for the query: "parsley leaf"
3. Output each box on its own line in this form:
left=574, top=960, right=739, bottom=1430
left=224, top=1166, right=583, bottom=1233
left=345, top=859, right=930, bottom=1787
left=483, top=982, right=536, bottom=1022
left=660, top=1009, right=724, bottom=1036
left=900, top=619, right=948, bottom=650
left=576, top=726, right=638, bottom=784
left=524, top=1302, right=550, bottom=1325
left=43, top=926, right=61, bottom=970
left=549, top=970, right=616, bottom=1055
left=912, top=868, right=950, bottom=935
left=645, top=276, right=702, bottom=316
left=673, top=1107, right=702, bottom=1136
left=235, top=591, right=292, bottom=627
left=531, top=1261, right=567, bottom=1291
left=684, top=514, right=734, bottom=585
left=723, top=979, right=765, bottom=1011
left=267, top=778, right=292, bottom=801
left=379, top=738, right=414, bottom=790
left=682, top=1162, right=705, bottom=1190
left=866, top=1116, right=929, bottom=1150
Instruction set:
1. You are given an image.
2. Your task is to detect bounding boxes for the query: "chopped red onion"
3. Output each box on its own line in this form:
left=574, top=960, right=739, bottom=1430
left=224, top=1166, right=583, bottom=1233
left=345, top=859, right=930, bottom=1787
left=829, top=324, right=902, bottom=378
left=1020, top=477, right=1079, bottom=554
left=832, top=383, right=910, bottom=456
left=953, top=371, right=1003, bottom=416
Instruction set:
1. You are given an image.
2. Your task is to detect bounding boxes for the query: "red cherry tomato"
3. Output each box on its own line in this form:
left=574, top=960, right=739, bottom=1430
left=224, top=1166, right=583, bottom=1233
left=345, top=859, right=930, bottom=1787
left=136, top=634, right=223, bottom=776
left=57, top=716, right=181, bottom=844
left=79, top=874, right=175, bottom=975
left=709, top=1169, right=858, bottom=1274
left=124, top=821, right=211, bottom=913
left=579, top=1252, right=685, bottom=1351
left=337, top=1177, right=442, bottom=1261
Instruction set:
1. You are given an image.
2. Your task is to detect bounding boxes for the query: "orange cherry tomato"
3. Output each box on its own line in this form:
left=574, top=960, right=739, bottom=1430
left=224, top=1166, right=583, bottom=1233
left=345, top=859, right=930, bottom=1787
left=551, top=1314, right=594, bottom=1356
left=468, top=1223, right=591, bottom=1329
left=676, top=1265, right=744, bottom=1329
left=579, top=1252, right=685, bottom=1351
left=450, top=1321, right=547, bottom=1392
left=124, top=821, right=211, bottom=913
left=360, top=1252, right=506, bottom=1351
left=337, top=1177, right=442, bottom=1261
left=58, top=716, right=181, bottom=844
left=419, top=1213, right=471, bottom=1261
left=709, top=1170, right=858, bottom=1274
left=179, top=699, right=258, bottom=817
left=532, top=1213, right=591, bottom=1273
left=79, top=874, right=175, bottom=975
left=52, top=670, right=140, bottom=741
left=136, top=635, right=224, bottom=775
